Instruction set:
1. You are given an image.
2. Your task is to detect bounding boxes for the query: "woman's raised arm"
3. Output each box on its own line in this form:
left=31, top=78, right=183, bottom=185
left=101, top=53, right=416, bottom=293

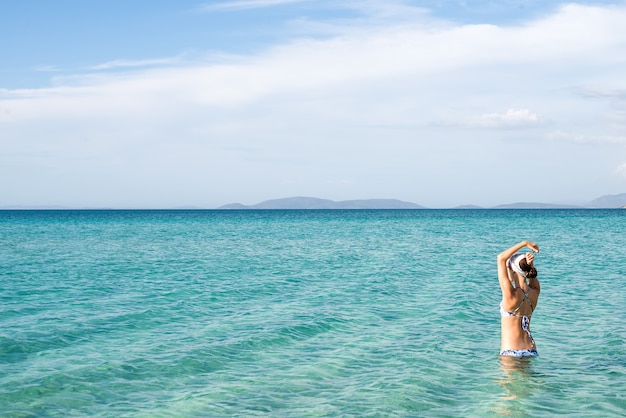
left=497, top=241, right=539, bottom=295
left=497, top=241, right=539, bottom=264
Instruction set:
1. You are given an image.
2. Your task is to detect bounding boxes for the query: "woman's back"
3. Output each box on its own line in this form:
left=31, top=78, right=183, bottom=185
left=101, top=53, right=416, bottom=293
left=500, top=284, right=539, bottom=351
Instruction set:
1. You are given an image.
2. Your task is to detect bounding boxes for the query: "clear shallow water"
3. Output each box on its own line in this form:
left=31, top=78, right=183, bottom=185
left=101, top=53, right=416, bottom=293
left=1, top=209, right=624, bottom=417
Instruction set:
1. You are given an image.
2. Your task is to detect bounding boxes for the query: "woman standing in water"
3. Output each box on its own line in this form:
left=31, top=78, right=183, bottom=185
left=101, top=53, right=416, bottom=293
left=497, top=241, right=540, bottom=357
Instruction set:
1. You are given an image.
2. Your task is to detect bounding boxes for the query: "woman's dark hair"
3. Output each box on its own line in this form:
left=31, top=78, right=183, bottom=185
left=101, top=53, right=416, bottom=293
left=519, top=258, right=538, bottom=279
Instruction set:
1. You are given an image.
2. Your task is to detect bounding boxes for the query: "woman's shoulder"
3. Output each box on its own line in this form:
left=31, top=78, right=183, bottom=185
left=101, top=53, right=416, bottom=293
left=501, top=286, right=521, bottom=304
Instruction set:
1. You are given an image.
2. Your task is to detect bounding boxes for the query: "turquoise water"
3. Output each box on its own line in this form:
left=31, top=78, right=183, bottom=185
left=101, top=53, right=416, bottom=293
left=1, top=209, right=625, bottom=417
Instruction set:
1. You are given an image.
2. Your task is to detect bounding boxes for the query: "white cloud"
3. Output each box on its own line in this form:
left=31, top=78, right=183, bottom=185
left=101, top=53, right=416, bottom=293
left=469, top=109, right=542, bottom=128
left=2, top=4, right=626, bottom=122
left=617, top=163, right=626, bottom=178
left=89, top=57, right=182, bottom=71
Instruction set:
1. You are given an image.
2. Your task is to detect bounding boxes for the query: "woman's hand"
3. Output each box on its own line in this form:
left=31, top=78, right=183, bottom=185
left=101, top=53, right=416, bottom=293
left=526, top=241, right=539, bottom=253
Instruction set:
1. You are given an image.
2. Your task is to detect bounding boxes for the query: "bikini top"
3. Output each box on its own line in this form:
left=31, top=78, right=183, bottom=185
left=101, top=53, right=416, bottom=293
left=500, top=287, right=534, bottom=317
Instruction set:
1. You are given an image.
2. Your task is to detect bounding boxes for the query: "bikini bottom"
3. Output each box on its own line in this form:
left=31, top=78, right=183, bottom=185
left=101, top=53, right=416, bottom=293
left=499, top=349, right=538, bottom=357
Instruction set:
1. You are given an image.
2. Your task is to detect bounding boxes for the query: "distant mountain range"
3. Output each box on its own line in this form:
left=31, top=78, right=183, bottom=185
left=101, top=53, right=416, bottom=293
left=3, top=193, right=625, bottom=210
left=218, top=193, right=626, bottom=210
left=219, top=197, right=425, bottom=210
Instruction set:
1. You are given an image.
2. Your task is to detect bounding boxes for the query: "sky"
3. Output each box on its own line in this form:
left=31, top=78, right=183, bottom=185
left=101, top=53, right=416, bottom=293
left=1, top=0, right=626, bottom=208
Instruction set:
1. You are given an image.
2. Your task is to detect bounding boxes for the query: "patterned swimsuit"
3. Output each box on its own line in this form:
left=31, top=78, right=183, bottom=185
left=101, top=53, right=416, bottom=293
left=499, top=287, right=538, bottom=357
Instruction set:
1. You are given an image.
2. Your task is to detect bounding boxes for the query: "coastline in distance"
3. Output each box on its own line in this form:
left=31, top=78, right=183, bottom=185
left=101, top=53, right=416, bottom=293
left=3, top=193, right=626, bottom=210
left=218, top=193, right=626, bottom=210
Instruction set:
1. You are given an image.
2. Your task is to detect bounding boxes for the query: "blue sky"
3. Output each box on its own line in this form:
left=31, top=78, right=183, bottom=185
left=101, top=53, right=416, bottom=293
left=2, top=0, right=626, bottom=208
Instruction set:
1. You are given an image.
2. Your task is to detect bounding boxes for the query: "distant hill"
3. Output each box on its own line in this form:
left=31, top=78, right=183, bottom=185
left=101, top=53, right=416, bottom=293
left=491, top=202, right=583, bottom=209
left=452, top=204, right=484, bottom=209
left=587, top=193, right=626, bottom=208
left=218, top=196, right=425, bottom=210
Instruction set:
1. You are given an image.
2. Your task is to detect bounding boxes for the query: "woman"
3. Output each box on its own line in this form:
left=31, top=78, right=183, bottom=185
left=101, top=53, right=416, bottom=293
left=497, top=240, right=540, bottom=357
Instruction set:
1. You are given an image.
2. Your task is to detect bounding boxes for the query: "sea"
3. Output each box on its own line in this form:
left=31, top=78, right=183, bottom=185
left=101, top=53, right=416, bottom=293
left=1, top=209, right=624, bottom=417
